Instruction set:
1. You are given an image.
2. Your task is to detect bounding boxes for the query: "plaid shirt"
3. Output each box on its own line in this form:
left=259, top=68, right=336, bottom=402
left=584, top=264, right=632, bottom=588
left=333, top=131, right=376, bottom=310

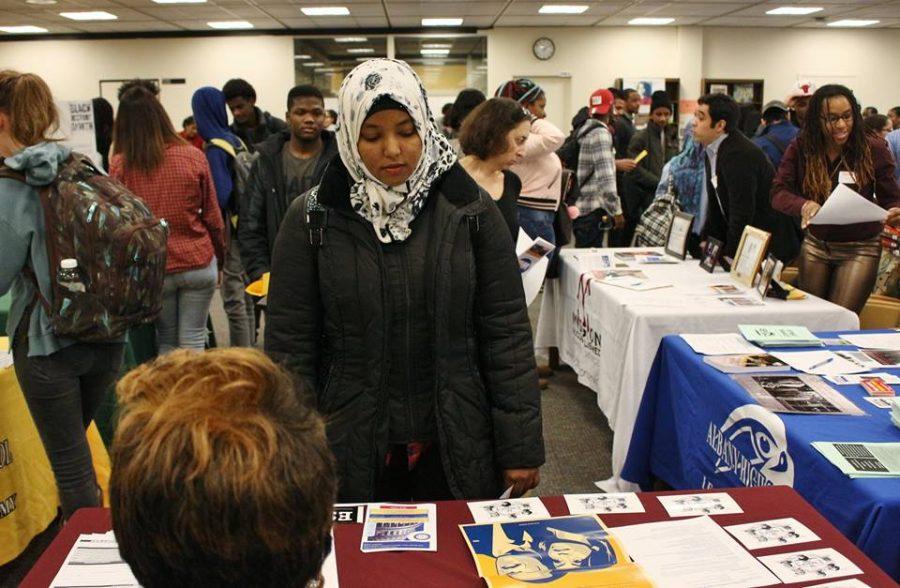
left=111, top=143, right=225, bottom=274
left=576, top=119, right=621, bottom=216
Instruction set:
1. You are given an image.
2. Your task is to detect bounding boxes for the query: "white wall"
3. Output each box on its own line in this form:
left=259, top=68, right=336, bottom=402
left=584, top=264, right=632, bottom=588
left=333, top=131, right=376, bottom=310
left=0, top=35, right=294, bottom=128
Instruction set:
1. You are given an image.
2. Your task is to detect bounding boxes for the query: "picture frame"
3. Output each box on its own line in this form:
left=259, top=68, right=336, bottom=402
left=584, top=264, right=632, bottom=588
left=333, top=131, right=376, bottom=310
left=700, top=237, right=724, bottom=273
left=731, top=226, right=771, bottom=288
left=664, top=211, right=694, bottom=260
left=756, top=254, right=778, bottom=300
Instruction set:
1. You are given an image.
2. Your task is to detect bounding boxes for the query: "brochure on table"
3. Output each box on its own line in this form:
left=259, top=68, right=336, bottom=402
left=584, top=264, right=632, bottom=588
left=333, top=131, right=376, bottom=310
left=812, top=442, right=900, bottom=478
left=517, top=230, right=555, bottom=306
left=360, top=503, right=437, bottom=552
left=733, top=375, right=866, bottom=416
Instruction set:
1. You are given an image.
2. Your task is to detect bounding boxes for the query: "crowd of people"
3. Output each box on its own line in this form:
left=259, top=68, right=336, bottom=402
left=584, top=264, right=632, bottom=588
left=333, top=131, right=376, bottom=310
left=2, top=61, right=900, bottom=584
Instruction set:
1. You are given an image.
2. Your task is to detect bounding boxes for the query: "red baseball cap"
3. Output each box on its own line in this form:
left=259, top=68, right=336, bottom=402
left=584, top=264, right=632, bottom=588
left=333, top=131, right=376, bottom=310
left=589, top=88, right=614, bottom=116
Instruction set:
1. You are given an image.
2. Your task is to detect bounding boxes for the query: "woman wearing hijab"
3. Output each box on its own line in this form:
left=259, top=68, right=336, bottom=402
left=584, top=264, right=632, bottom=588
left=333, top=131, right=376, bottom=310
left=191, top=87, right=255, bottom=348
left=265, top=59, right=544, bottom=502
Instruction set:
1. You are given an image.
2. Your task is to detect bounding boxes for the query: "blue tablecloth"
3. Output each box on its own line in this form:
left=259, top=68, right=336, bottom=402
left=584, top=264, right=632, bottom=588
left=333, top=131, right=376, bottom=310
left=622, top=330, right=900, bottom=580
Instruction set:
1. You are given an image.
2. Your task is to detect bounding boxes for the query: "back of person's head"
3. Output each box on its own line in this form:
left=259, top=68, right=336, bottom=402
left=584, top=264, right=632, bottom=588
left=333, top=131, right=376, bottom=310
left=327, top=108, right=338, bottom=121
left=113, top=86, right=182, bottom=174
left=890, top=106, right=900, bottom=117
left=800, top=84, right=872, bottom=202
left=739, top=104, right=761, bottom=137
left=459, top=97, right=529, bottom=159
left=449, top=88, right=486, bottom=131
left=762, top=106, right=788, bottom=125
left=607, top=87, right=624, bottom=101
left=863, top=106, right=878, bottom=116
left=182, top=115, right=195, bottom=128
left=697, top=93, right=740, bottom=133
left=287, top=84, right=324, bottom=109
left=0, top=70, right=59, bottom=148
left=110, top=348, right=336, bottom=588
left=117, top=78, right=159, bottom=101
left=223, top=78, right=256, bottom=102
left=863, top=113, right=889, bottom=135
left=495, top=78, right=544, bottom=105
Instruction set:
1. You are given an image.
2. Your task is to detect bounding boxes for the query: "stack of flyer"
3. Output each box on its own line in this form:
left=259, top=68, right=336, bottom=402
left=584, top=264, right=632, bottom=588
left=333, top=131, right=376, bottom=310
left=812, top=442, right=900, bottom=478
left=739, top=325, right=822, bottom=348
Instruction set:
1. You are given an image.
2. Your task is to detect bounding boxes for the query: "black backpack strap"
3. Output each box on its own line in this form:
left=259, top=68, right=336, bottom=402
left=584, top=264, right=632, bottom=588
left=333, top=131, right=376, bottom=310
left=762, top=133, right=790, bottom=156
left=306, top=186, right=327, bottom=247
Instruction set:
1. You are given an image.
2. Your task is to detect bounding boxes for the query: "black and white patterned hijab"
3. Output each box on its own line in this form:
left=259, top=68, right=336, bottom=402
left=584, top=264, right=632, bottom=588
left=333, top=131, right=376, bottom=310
left=336, top=59, right=457, bottom=243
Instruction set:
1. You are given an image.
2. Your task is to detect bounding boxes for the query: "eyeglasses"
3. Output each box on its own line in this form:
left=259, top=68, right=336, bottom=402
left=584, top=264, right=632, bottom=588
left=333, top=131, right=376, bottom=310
left=821, top=112, right=854, bottom=126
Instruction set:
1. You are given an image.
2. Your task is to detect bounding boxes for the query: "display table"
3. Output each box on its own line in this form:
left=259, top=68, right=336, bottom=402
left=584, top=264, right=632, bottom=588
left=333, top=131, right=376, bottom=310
left=622, top=331, right=900, bottom=579
left=0, top=364, right=110, bottom=566
left=22, top=487, right=896, bottom=587
left=535, top=248, right=859, bottom=491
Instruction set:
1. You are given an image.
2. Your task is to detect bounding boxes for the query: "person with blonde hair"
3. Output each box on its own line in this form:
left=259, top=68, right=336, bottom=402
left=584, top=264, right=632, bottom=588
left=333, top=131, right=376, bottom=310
left=110, top=348, right=336, bottom=587
left=0, top=70, right=126, bottom=517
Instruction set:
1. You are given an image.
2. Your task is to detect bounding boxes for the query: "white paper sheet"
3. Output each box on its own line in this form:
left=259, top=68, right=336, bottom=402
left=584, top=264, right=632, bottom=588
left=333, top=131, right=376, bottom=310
left=516, top=229, right=554, bottom=306
left=863, top=396, right=894, bottom=409
left=770, top=350, right=870, bottom=376
left=657, top=492, right=743, bottom=517
left=804, top=580, right=870, bottom=588
left=322, top=532, right=339, bottom=587
left=839, top=332, right=900, bottom=350
left=809, top=183, right=888, bottom=226
left=681, top=333, right=764, bottom=356
left=611, top=516, right=779, bottom=588
left=466, top=497, right=550, bottom=523
left=50, top=532, right=139, bottom=588
left=564, top=492, right=646, bottom=514
left=723, top=517, right=820, bottom=550
left=757, top=547, right=863, bottom=584
left=835, top=351, right=884, bottom=370
left=825, top=373, right=900, bottom=385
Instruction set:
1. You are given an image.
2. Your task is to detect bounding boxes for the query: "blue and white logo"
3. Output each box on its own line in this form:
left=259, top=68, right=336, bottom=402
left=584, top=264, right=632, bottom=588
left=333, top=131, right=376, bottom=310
left=706, top=404, right=795, bottom=487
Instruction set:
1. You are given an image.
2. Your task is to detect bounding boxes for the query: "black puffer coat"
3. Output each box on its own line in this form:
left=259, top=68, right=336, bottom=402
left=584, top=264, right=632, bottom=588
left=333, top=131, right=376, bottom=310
left=265, top=160, right=544, bottom=501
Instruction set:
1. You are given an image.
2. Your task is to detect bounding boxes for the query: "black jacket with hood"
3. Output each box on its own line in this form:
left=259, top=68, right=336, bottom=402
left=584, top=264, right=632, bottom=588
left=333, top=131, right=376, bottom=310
left=238, top=130, right=338, bottom=281
left=264, top=159, right=545, bottom=501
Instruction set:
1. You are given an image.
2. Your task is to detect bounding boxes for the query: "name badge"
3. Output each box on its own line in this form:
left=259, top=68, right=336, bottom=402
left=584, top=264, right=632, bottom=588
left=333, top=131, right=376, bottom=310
left=838, top=171, right=857, bottom=185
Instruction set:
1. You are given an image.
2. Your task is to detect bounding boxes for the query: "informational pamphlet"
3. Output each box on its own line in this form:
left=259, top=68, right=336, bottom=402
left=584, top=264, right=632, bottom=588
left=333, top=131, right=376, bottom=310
left=703, top=354, right=789, bottom=374
left=862, top=396, right=894, bottom=409
left=517, top=230, right=555, bottom=306
left=460, top=515, right=653, bottom=587
left=809, top=183, right=888, bottom=226
left=467, top=497, right=550, bottom=524
left=859, top=349, right=900, bottom=367
left=50, top=532, right=139, bottom=587
left=811, top=442, right=900, bottom=478
left=718, top=296, right=765, bottom=306
left=839, top=332, right=900, bottom=350
left=681, top=334, right=763, bottom=356
left=656, top=493, right=743, bottom=517
left=564, top=493, right=645, bottom=515
left=733, top=375, right=865, bottom=415
left=612, top=516, right=778, bottom=588
left=723, top=517, right=820, bottom=550
left=614, top=250, right=660, bottom=261
left=360, top=503, right=437, bottom=552
left=757, top=547, right=863, bottom=584
left=739, top=325, right=822, bottom=348
left=824, top=373, right=900, bottom=386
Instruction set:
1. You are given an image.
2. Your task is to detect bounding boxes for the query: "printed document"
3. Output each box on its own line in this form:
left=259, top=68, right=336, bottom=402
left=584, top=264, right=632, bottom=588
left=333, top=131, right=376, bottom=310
left=809, top=183, right=888, bottom=226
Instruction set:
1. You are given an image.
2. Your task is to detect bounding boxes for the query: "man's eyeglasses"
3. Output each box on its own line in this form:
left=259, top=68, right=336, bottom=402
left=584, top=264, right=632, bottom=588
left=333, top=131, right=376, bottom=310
left=821, top=112, right=854, bottom=126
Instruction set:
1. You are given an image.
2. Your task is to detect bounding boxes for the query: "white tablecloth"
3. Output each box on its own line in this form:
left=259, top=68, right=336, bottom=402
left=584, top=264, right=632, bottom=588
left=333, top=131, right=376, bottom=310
left=535, top=248, right=860, bottom=491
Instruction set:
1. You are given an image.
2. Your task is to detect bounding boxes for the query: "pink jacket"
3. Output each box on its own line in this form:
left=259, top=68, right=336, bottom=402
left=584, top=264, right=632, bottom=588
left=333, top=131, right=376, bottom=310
left=510, top=118, right=565, bottom=212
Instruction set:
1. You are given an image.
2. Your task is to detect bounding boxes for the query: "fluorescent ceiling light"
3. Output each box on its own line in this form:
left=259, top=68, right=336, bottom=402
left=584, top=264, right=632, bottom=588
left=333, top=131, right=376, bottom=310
left=335, top=36, right=366, bottom=42
left=314, top=68, right=334, bottom=73
left=302, top=62, right=325, bottom=67
left=422, top=18, right=463, bottom=26
left=0, top=25, right=49, bottom=33
left=152, top=0, right=206, bottom=3
left=766, top=6, right=822, bottom=15
left=355, top=57, right=372, bottom=61
left=347, top=47, right=374, bottom=54
left=294, top=54, right=311, bottom=59
left=539, top=4, right=588, bottom=14
left=301, top=6, right=349, bottom=16
left=208, top=20, right=253, bottom=29
left=26, top=0, right=57, bottom=4
left=628, top=17, right=674, bottom=25
left=827, top=19, right=879, bottom=27
left=421, top=48, right=450, bottom=56
left=421, top=43, right=451, bottom=49
left=60, top=10, right=117, bottom=20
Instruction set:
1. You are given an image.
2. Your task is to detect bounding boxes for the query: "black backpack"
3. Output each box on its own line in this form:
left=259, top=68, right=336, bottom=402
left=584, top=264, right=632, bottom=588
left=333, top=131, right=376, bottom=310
left=556, top=122, right=600, bottom=186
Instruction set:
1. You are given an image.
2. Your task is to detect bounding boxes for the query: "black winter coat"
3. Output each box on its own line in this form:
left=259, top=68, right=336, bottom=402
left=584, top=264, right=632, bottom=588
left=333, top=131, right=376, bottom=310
left=702, top=132, right=800, bottom=263
left=238, top=130, right=338, bottom=281
left=265, top=160, right=545, bottom=501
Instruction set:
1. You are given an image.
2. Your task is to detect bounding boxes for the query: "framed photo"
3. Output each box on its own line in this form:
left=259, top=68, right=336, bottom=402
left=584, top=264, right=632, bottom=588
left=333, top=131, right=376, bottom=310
left=700, top=237, right=724, bottom=273
left=665, top=211, right=694, bottom=260
left=756, top=254, right=778, bottom=300
left=731, top=226, right=771, bottom=287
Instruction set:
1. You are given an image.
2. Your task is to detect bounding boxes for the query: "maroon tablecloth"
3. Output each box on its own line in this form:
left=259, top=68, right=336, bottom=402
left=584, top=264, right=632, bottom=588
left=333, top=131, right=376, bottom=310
left=21, top=486, right=897, bottom=587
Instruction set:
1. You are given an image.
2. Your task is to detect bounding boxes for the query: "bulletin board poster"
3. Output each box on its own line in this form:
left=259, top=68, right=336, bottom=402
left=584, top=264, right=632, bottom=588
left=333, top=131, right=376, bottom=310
left=55, top=100, right=103, bottom=169
left=622, top=78, right=665, bottom=114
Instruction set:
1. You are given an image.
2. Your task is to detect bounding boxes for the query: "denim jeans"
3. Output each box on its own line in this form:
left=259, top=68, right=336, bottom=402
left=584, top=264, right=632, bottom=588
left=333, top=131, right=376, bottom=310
left=13, top=340, right=125, bottom=517
left=573, top=208, right=611, bottom=249
left=517, top=206, right=556, bottom=262
left=222, top=231, right=255, bottom=347
left=157, top=258, right=217, bottom=354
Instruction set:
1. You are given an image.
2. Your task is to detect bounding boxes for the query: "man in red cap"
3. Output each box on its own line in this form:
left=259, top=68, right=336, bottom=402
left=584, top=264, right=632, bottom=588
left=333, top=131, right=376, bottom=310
left=785, top=80, right=816, bottom=128
left=571, top=88, right=624, bottom=248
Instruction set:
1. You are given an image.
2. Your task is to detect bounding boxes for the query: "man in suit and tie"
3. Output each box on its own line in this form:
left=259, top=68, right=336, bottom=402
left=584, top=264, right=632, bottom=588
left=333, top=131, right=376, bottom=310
left=692, top=93, right=800, bottom=263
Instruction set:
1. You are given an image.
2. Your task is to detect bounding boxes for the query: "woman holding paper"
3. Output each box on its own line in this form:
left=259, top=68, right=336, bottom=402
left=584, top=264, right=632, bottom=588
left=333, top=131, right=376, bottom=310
left=771, top=84, right=900, bottom=313
left=265, top=60, right=544, bottom=502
